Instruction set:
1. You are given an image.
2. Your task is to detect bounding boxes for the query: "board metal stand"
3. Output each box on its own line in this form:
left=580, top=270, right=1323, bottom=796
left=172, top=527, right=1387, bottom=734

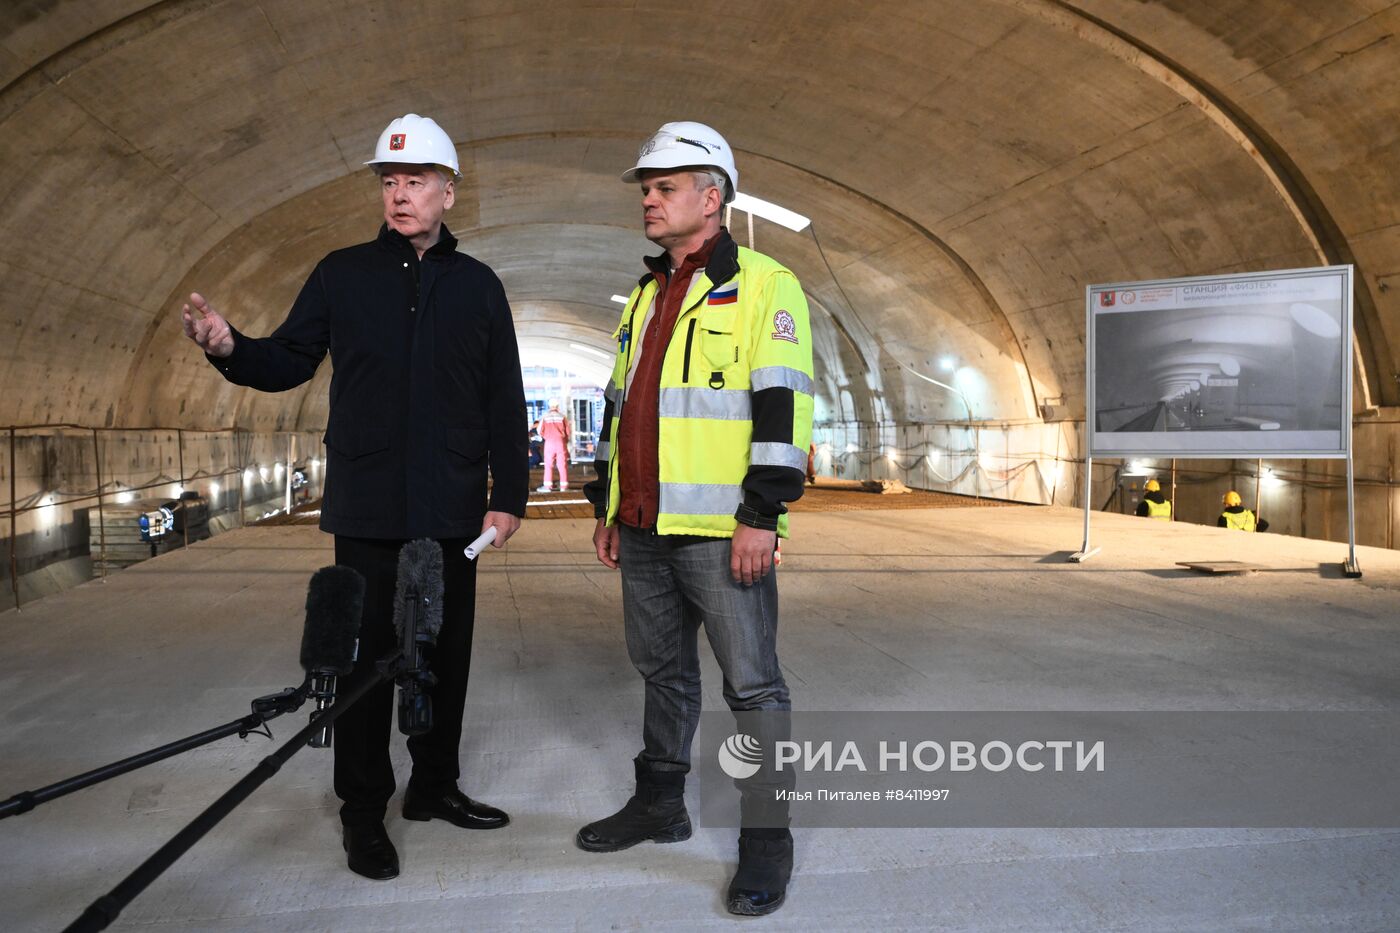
left=1069, top=453, right=1099, bottom=562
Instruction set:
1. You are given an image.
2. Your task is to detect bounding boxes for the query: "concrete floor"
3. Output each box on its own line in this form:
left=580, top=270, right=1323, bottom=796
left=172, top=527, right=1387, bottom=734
left=2, top=505, right=1398, bottom=931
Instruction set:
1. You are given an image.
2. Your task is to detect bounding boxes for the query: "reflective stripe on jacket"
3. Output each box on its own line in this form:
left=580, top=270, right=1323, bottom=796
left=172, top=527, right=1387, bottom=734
left=584, top=235, right=814, bottom=538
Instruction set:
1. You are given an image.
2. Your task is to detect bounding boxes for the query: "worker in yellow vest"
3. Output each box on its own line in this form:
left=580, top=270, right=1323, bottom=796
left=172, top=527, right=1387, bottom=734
left=579, top=120, right=812, bottom=917
left=1134, top=478, right=1171, bottom=520
left=1217, top=490, right=1269, bottom=531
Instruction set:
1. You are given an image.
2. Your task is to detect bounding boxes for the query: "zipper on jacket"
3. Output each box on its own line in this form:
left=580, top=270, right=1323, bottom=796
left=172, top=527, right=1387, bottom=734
left=682, top=319, right=696, bottom=383
left=606, top=292, right=645, bottom=523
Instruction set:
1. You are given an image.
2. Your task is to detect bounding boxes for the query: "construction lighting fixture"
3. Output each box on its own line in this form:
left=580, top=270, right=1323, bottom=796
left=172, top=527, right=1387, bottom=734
left=116, top=491, right=134, bottom=504
left=244, top=468, right=255, bottom=482
left=730, top=193, right=811, bottom=232
left=610, top=295, right=629, bottom=305
left=940, top=357, right=956, bottom=372
left=274, top=462, right=285, bottom=479
left=258, top=466, right=270, bottom=482
left=172, top=486, right=184, bottom=497
left=569, top=343, right=612, bottom=360
left=210, top=482, right=221, bottom=496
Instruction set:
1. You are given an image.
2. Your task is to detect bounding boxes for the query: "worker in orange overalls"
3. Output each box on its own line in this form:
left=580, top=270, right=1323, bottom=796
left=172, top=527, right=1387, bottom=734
left=538, top=397, right=572, bottom=492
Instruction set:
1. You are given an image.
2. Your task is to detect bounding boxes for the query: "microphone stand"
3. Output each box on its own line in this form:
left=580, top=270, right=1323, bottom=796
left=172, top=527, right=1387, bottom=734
left=0, top=685, right=311, bottom=821
left=63, top=652, right=410, bottom=933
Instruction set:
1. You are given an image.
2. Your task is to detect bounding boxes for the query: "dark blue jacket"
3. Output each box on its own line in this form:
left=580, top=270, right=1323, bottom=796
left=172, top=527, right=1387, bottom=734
left=209, top=224, right=528, bottom=538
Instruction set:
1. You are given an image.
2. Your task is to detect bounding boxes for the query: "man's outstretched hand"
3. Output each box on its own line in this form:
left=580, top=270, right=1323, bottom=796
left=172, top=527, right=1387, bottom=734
left=181, top=292, right=235, bottom=358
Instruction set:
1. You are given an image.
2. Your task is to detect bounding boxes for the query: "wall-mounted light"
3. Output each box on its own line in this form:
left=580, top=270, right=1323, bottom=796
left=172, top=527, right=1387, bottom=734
left=209, top=482, right=221, bottom=496
left=116, top=491, right=134, bottom=504
left=940, top=357, right=956, bottom=372
left=273, top=462, right=285, bottom=479
left=172, top=485, right=184, bottom=497
left=258, top=466, right=270, bottom=482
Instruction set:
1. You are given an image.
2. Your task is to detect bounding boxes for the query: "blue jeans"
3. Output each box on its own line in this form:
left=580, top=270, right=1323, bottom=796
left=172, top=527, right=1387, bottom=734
left=618, top=525, right=791, bottom=774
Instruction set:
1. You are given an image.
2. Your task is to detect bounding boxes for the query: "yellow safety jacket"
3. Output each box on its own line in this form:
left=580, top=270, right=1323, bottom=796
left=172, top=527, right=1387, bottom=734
left=1145, top=499, right=1171, bottom=520
left=1221, top=508, right=1257, bottom=532
left=585, top=233, right=814, bottom=538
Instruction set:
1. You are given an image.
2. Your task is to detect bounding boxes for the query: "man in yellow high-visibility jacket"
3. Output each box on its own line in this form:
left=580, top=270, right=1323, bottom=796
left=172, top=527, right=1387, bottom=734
left=1134, top=478, right=1171, bottom=519
left=579, top=121, right=813, bottom=917
left=1218, top=489, right=1269, bottom=531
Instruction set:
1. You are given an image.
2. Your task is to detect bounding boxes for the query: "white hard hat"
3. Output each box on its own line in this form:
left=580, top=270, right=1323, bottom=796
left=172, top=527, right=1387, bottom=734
left=621, top=121, right=738, bottom=203
left=365, top=113, right=461, bottom=177
left=547, top=397, right=561, bottom=409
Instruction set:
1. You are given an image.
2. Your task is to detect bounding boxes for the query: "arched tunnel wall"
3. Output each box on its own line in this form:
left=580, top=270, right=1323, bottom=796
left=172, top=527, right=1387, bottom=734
left=3, top=0, right=1399, bottom=602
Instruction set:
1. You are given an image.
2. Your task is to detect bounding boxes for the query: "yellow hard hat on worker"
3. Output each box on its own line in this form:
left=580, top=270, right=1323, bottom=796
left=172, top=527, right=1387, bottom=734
left=1223, top=490, right=1243, bottom=507
left=1145, top=479, right=1161, bottom=493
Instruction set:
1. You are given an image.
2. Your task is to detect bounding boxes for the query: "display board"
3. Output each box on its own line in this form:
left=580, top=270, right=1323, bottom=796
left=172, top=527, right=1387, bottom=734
left=1087, top=266, right=1352, bottom=458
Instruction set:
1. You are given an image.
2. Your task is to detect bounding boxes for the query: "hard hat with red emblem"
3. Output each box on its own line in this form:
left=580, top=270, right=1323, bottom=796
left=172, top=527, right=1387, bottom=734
left=366, top=113, right=460, bottom=177
left=621, top=121, right=738, bottom=204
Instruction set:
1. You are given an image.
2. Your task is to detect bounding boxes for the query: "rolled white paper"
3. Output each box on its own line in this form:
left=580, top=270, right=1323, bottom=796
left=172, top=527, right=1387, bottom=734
left=464, top=526, right=498, bottom=560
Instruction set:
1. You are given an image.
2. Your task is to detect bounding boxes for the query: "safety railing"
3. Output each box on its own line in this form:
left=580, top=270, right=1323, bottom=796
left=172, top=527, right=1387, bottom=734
left=3, top=424, right=323, bottom=612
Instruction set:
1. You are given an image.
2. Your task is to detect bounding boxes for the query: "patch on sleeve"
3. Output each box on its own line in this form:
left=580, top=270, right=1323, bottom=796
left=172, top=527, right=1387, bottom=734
left=771, top=309, right=798, bottom=344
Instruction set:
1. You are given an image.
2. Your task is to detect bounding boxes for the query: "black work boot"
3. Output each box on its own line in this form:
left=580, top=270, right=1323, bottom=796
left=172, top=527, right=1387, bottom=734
left=576, top=757, right=691, bottom=852
left=726, top=829, right=793, bottom=916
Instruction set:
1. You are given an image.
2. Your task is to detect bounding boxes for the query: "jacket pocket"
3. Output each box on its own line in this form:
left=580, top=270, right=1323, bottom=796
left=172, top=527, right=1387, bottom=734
left=441, top=427, right=491, bottom=521
left=323, top=425, right=390, bottom=460
left=698, top=306, right=739, bottom=370
left=445, top=427, right=490, bottom=462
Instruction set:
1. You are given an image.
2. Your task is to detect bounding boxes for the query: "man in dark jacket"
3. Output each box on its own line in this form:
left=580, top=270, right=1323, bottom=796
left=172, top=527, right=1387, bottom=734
left=181, top=113, right=527, bottom=881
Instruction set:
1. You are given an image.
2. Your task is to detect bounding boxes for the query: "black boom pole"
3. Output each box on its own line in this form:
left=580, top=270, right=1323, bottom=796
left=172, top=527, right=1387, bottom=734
left=0, top=687, right=308, bottom=821
left=63, top=664, right=394, bottom=933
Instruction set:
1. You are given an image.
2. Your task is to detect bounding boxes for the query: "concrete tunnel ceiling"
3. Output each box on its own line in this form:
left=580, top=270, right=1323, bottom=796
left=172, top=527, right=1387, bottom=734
left=1, top=0, right=1397, bottom=436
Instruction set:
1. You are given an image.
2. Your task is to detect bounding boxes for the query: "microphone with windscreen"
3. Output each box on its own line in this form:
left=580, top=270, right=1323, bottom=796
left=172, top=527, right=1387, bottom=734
left=301, top=565, right=365, bottom=748
left=393, top=539, right=444, bottom=736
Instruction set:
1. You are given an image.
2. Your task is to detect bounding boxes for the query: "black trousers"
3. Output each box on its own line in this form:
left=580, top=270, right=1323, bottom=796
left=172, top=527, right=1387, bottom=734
left=332, top=535, right=478, bottom=827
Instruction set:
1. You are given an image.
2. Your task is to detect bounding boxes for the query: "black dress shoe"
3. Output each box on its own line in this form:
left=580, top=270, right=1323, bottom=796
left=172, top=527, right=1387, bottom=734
left=402, top=786, right=510, bottom=829
left=343, top=823, right=399, bottom=880
left=726, top=834, right=793, bottom=916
